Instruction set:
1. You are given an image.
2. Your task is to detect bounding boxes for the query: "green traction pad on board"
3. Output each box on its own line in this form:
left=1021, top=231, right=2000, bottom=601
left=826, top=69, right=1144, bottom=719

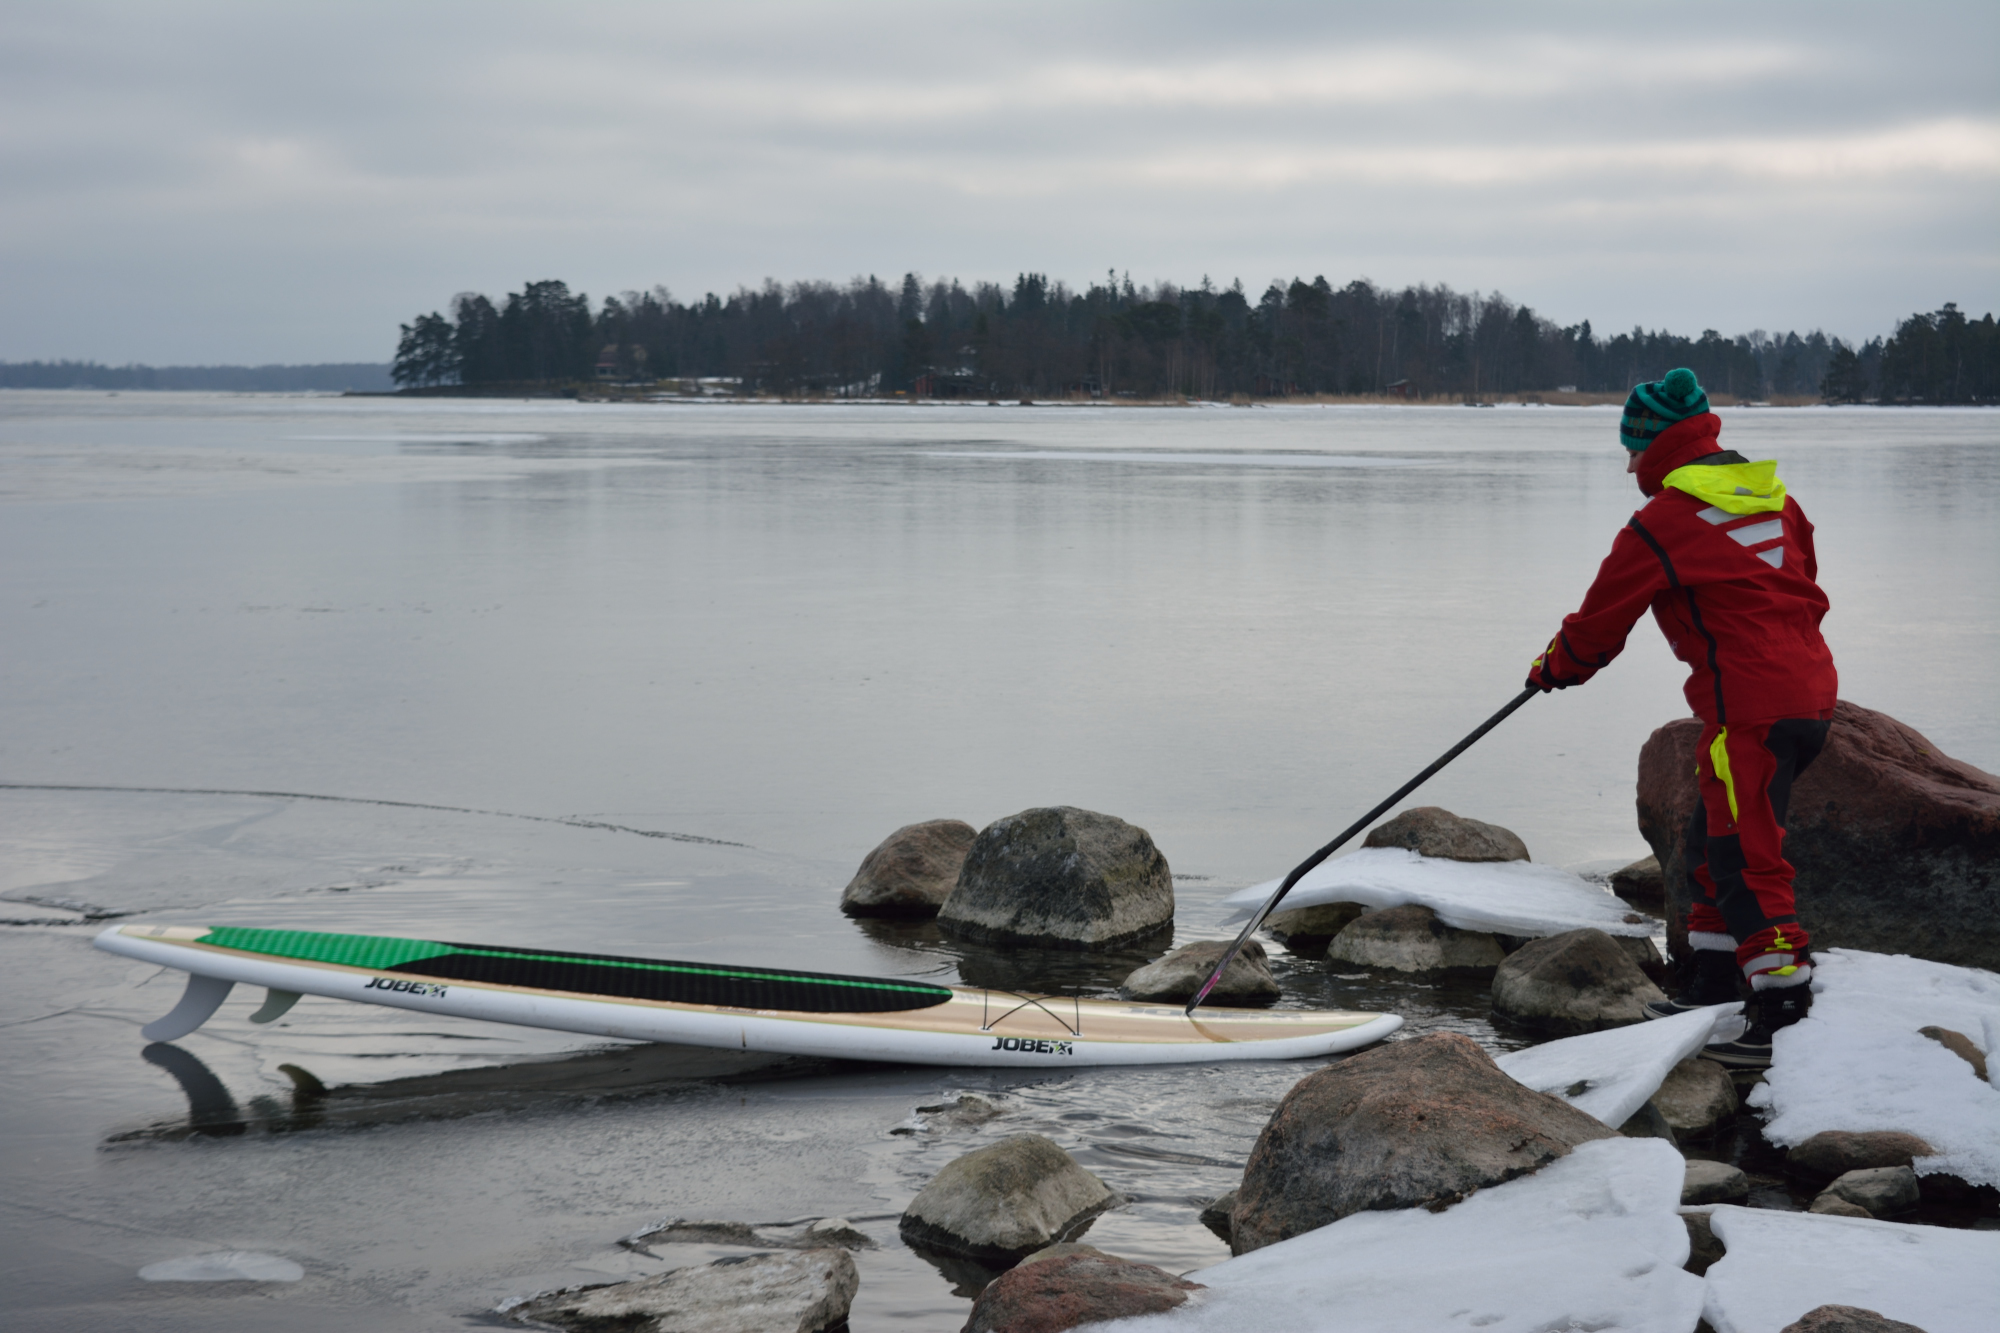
left=197, top=925, right=955, bottom=1013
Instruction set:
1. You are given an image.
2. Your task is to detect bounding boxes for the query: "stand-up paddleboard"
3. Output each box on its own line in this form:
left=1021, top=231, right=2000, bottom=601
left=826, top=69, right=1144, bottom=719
left=96, top=924, right=1400, bottom=1067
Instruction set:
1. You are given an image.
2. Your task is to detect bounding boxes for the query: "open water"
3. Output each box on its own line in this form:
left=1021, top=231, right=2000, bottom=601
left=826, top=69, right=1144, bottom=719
left=2, top=392, right=1994, bottom=1328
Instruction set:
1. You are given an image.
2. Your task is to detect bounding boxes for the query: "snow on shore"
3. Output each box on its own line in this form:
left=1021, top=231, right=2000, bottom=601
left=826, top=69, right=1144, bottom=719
left=1703, top=1205, right=2000, bottom=1333
left=1749, top=948, right=2000, bottom=1187
left=1496, top=1002, right=1739, bottom=1128
left=1217, top=846, right=1655, bottom=939
left=1086, top=1138, right=1701, bottom=1333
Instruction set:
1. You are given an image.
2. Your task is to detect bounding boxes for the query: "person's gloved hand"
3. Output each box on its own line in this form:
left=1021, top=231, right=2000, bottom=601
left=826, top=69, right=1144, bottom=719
left=1527, top=638, right=1578, bottom=692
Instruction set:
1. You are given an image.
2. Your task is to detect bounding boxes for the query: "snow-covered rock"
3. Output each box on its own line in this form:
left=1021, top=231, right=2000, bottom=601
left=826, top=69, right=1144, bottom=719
left=1080, top=1139, right=1703, bottom=1333
left=1219, top=847, right=1654, bottom=939
left=1495, top=1001, right=1738, bottom=1129
left=1324, top=903, right=1507, bottom=974
left=1703, top=1205, right=2000, bottom=1333
left=1748, top=948, right=2000, bottom=1187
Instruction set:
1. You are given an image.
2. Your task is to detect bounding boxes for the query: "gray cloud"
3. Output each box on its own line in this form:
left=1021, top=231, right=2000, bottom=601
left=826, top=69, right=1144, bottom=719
left=3, top=0, right=1995, bottom=362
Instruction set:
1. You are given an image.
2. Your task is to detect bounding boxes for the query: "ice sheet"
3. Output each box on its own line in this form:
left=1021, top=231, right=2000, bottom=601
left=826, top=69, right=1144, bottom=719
left=1496, top=1003, right=1739, bottom=1128
left=1703, top=1206, right=2000, bottom=1333
left=1087, top=1138, right=1703, bottom=1333
left=1217, top=847, right=1655, bottom=938
left=1747, top=949, right=2000, bottom=1187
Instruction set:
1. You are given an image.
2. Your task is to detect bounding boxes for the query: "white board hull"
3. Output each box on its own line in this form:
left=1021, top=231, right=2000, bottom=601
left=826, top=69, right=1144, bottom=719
left=96, top=925, right=1402, bottom=1067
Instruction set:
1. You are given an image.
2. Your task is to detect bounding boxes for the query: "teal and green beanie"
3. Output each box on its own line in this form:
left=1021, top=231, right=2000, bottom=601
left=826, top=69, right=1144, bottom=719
left=1620, top=368, right=1710, bottom=451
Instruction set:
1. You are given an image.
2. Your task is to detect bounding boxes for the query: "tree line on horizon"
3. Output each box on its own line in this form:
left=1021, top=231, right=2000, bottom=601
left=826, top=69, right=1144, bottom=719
left=0, top=361, right=393, bottom=392
left=392, top=273, right=1997, bottom=405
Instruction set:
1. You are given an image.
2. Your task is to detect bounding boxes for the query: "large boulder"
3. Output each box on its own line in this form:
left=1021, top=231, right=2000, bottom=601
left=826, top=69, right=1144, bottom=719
left=1637, top=700, right=2000, bottom=969
left=509, top=1248, right=857, bottom=1333
left=959, top=1245, right=1204, bottom=1333
left=1230, top=1032, right=1615, bottom=1254
left=840, top=819, right=977, bottom=918
left=938, top=807, right=1174, bottom=950
left=1652, top=1057, right=1739, bottom=1137
left=1325, top=904, right=1507, bottom=975
left=1264, top=901, right=1366, bottom=956
left=1120, top=939, right=1279, bottom=1003
left=899, top=1134, right=1117, bottom=1265
left=1362, top=806, right=1531, bottom=862
left=1490, top=928, right=1668, bottom=1034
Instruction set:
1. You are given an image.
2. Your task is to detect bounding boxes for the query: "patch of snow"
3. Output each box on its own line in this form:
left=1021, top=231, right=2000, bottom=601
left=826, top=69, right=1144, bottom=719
left=1703, top=1206, right=1999, bottom=1333
left=1218, top=847, right=1654, bottom=938
left=1496, top=1003, right=1739, bottom=1128
left=138, top=1251, right=304, bottom=1282
left=1747, top=949, right=2000, bottom=1187
left=1086, top=1138, right=1702, bottom=1333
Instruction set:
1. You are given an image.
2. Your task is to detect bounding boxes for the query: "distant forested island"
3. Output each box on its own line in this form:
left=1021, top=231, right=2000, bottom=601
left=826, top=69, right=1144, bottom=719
left=391, top=273, right=1997, bottom=404
left=0, top=361, right=393, bottom=393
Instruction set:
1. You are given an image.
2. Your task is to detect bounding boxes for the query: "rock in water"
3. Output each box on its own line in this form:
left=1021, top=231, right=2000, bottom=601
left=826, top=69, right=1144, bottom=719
left=1786, top=1130, right=1935, bottom=1181
left=1120, top=939, right=1279, bottom=1003
left=1820, top=1166, right=1921, bottom=1216
left=899, top=1134, right=1117, bottom=1265
left=1325, top=904, right=1507, bottom=975
left=960, top=1247, right=1204, bottom=1333
left=1490, top=928, right=1668, bottom=1034
left=1653, top=1057, right=1739, bottom=1137
left=1264, top=901, right=1366, bottom=956
left=1681, top=1159, right=1750, bottom=1204
left=1638, top=700, right=2000, bottom=970
left=1197, top=1189, right=1237, bottom=1244
left=938, top=807, right=1174, bottom=950
left=1362, top=806, right=1531, bottom=861
left=510, top=1248, right=858, bottom=1333
left=1609, top=854, right=1665, bottom=908
left=840, top=819, right=978, bottom=918
left=1780, top=1305, right=1932, bottom=1333
left=1230, top=1032, right=1615, bottom=1254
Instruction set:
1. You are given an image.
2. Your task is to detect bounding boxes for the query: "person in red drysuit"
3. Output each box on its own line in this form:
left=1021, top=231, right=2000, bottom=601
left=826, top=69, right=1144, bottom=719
left=1526, top=367, right=1837, bottom=1068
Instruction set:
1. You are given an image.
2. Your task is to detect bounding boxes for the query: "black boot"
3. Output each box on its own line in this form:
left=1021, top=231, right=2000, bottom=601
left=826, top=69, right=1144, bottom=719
left=1703, top=980, right=1813, bottom=1070
left=1643, top=948, right=1740, bottom=1021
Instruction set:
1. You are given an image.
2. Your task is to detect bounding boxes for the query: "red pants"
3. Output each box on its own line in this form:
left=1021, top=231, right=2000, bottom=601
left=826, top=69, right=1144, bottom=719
left=1683, top=714, right=1831, bottom=983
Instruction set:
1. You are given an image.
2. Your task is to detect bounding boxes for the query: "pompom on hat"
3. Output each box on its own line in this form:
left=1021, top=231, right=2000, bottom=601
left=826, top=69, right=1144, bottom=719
left=1620, top=367, right=1710, bottom=451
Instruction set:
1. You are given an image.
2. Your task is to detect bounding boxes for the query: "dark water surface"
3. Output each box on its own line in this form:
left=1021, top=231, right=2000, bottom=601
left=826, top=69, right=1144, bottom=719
left=2, top=394, right=1995, bottom=1327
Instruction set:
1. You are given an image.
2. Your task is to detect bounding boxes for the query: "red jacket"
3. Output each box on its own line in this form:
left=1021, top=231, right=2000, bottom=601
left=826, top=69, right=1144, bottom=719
left=1541, top=414, right=1837, bottom=725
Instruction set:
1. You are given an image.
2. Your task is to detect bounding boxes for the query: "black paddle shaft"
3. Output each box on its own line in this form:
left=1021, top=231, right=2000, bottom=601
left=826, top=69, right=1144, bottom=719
left=1185, top=687, right=1540, bottom=1016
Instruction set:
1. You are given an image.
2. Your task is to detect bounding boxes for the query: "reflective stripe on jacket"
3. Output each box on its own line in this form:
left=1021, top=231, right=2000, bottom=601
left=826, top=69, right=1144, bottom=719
left=1542, top=414, right=1837, bottom=725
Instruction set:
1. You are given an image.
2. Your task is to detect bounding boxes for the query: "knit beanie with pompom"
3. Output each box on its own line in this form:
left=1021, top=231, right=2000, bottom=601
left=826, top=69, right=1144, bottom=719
left=1619, top=367, right=1710, bottom=451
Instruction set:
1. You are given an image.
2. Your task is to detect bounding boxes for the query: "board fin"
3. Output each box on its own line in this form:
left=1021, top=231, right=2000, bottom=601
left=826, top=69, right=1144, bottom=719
left=248, top=988, right=302, bottom=1024
left=140, top=973, right=234, bottom=1041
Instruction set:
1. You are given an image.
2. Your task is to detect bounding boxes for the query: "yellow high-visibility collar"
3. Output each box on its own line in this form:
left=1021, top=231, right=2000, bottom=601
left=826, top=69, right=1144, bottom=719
left=1663, top=459, right=1787, bottom=516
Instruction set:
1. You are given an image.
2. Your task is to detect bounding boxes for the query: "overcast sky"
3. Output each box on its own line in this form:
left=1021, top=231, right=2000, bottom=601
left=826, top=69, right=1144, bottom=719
left=4, top=1, right=1996, bottom=364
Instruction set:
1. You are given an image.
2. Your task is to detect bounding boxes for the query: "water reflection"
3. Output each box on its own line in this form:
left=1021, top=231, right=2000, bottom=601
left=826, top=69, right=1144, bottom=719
left=114, top=1039, right=849, bottom=1144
